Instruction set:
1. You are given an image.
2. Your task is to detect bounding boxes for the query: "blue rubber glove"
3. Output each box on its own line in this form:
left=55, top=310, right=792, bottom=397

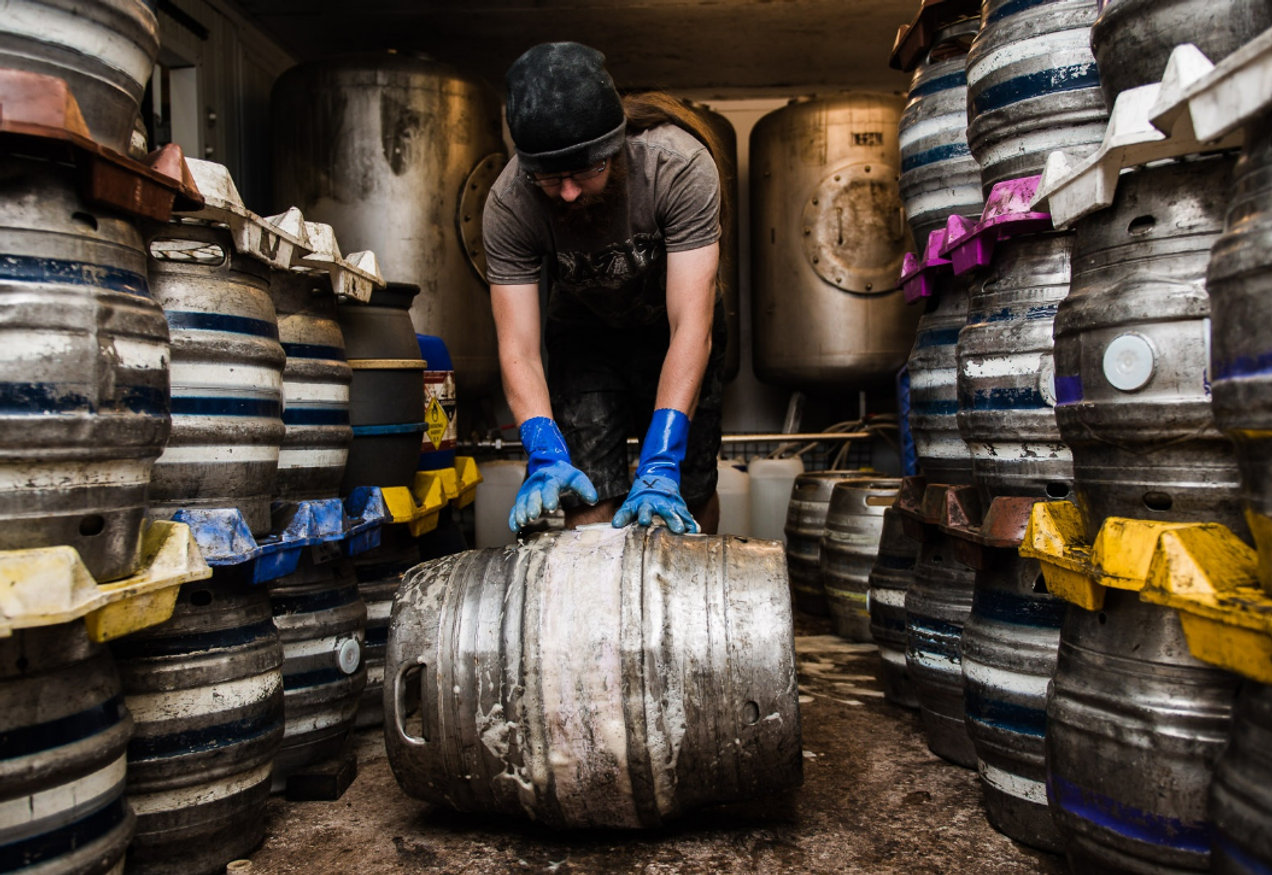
left=510, top=417, right=598, bottom=531
left=613, top=408, right=700, bottom=534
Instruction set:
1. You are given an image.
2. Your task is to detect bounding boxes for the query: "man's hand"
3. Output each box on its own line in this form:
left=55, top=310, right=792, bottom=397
left=612, top=408, right=698, bottom=535
left=511, top=417, right=598, bottom=531
left=612, top=472, right=698, bottom=534
left=511, top=460, right=598, bottom=530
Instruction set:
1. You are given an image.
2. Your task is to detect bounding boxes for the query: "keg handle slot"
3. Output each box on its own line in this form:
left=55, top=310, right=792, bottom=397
left=393, top=658, right=430, bottom=746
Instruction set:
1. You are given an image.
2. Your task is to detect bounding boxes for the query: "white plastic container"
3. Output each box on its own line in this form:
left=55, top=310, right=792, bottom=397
left=716, top=460, right=751, bottom=537
left=474, top=460, right=526, bottom=548
left=748, top=457, right=806, bottom=542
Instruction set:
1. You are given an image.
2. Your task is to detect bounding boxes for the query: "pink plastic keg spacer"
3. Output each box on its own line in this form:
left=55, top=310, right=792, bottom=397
left=900, top=228, right=952, bottom=304
left=940, top=176, right=1053, bottom=274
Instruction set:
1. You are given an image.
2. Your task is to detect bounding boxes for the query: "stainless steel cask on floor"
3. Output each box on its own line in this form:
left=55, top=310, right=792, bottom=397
left=965, top=0, right=1108, bottom=192
left=750, top=92, right=919, bottom=388
left=907, top=278, right=974, bottom=486
left=385, top=525, right=802, bottom=828
left=1047, top=590, right=1238, bottom=872
left=1210, top=682, right=1272, bottom=873
left=1208, top=116, right=1272, bottom=590
left=147, top=222, right=285, bottom=534
left=0, top=0, right=159, bottom=152
left=785, top=471, right=868, bottom=615
left=906, top=528, right=977, bottom=767
left=961, top=552, right=1065, bottom=852
left=1, top=623, right=134, bottom=874
left=272, top=268, right=352, bottom=502
left=1054, top=157, right=1245, bottom=540
left=868, top=508, right=921, bottom=708
left=1090, top=0, right=1272, bottom=105
left=899, top=18, right=984, bottom=247
left=269, top=551, right=367, bottom=783
left=0, top=157, right=170, bottom=582
left=111, top=573, right=284, bottom=875
left=957, top=233, right=1073, bottom=499
left=820, top=478, right=901, bottom=641
left=271, top=53, right=505, bottom=398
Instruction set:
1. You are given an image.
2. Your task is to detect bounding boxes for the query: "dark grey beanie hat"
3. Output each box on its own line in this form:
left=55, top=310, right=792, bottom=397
left=505, top=42, right=626, bottom=174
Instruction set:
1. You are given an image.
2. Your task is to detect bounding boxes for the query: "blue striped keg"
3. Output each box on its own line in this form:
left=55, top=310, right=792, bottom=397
left=1047, top=590, right=1238, bottom=871
left=337, top=282, right=426, bottom=493
left=112, top=571, right=284, bottom=874
left=1054, top=156, right=1245, bottom=540
left=907, top=275, right=975, bottom=486
left=352, top=525, right=420, bottom=729
left=1208, top=115, right=1272, bottom=589
left=147, top=222, right=286, bottom=535
left=867, top=507, right=921, bottom=708
left=269, top=551, right=367, bottom=785
left=961, top=552, right=1066, bottom=852
left=0, top=157, right=170, bottom=582
left=906, top=527, right=978, bottom=767
left=966, top=0, right=1109, bottom=193
left=956, top=232, right=1074, bottom=499
left=899, top=17, right=985, bottom=247
left=272, top=268, right=352, bottom=502
left=1, top=623, right=134, bottom=873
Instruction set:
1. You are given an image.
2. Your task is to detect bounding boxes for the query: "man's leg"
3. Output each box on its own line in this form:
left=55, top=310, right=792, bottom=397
left=689, top=491, right=720, bottom=535
left=565, top=497, right=623, bottom=529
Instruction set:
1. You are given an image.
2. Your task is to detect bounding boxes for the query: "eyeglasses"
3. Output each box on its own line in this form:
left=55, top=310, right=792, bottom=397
left=525, top=159, right=608, bottom=188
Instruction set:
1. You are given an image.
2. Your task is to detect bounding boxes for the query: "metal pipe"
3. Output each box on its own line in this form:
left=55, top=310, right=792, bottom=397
left=460, top=432, right=874, bottom=452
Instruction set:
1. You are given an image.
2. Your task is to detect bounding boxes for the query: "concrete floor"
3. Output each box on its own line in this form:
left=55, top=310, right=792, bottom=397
left=243, top=617, right=1065, bottom=874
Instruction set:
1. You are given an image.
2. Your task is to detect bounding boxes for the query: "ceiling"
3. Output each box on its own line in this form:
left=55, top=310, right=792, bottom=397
left=231, top=0, right=916, bottom=99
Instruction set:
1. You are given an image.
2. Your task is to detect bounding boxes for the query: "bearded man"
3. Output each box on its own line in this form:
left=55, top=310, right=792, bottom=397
left=483, top=41, right=726, bottom=535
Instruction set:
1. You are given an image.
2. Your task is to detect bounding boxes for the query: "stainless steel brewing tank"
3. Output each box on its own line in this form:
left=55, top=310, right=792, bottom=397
left=751, top=93, right=919, bottom=389
left=271, top=54, right=506, bottom=398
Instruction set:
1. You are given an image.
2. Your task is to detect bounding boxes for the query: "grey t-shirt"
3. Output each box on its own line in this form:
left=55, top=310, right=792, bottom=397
left=482, top=124, right=721, bottom=330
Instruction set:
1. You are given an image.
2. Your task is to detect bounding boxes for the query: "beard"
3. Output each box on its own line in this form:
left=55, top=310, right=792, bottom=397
left=546, top=150, right=628, bottom=234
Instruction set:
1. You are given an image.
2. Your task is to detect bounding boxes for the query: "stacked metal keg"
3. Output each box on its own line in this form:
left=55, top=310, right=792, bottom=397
left=888, top=5, right=983, bottom=770
left=0, top=4, right=171, bottom=872
left=1024, top=4, right=1272, bottom=868
left=114, top=169, right=373, bottom=869
left=1205, top=74, right=1272, bottom=875
left=891, top=0, right=1102, bottom=851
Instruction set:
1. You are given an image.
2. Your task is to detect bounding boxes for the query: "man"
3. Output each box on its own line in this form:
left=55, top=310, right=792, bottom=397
left=482, top=41, right=726, bottom=535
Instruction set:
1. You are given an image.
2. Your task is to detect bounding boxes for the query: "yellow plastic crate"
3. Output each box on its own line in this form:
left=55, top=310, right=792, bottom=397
left=1141, top=524, right=1272, bottom=684
left=452, top=456, right=482, bottom=508
left=1019, top=501, right=1217, bottom=610
left=382, top=473, right=448, bottom=537
left=0, top=521, right=212, bottom=641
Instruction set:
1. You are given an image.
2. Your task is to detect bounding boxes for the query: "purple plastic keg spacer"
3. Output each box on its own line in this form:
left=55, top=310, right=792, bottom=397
left=941, top=175, right=1053, bottom=275
left=900, top=228, right=952, bottom=304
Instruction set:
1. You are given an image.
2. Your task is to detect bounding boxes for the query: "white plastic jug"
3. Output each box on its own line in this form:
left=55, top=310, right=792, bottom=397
left=716, top=459, right=751, bottom=537
left=748, top=457, right=806, bottom=542
left=474, top=460, right=526, bottom=548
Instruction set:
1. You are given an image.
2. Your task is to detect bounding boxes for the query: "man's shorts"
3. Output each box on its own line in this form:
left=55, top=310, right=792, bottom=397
left=545, top=299, right=726, bottom=508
